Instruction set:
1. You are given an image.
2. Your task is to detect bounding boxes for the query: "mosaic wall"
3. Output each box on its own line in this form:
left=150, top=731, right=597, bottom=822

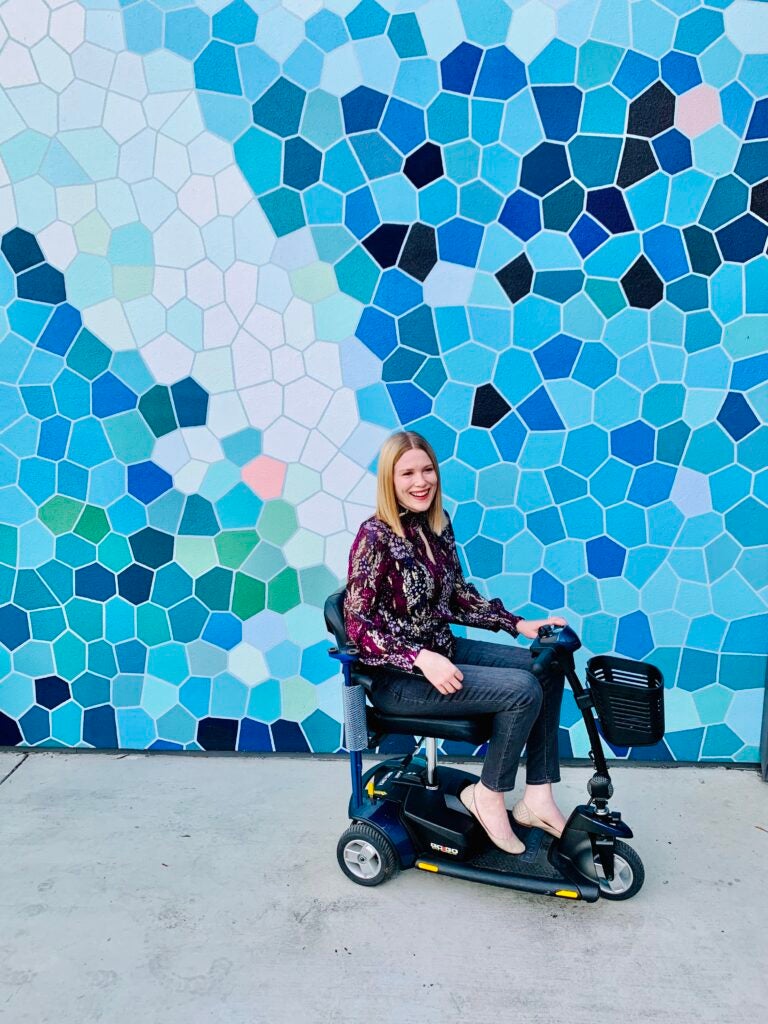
left=0, top=0, right=766, bottom=763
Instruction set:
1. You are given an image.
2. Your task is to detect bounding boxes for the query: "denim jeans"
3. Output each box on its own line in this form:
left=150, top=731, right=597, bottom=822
left=369, top=636, right=564, bottom=792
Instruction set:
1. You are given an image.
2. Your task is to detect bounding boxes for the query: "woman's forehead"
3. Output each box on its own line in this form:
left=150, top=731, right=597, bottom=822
left=395, top=448, right=434, bottom=470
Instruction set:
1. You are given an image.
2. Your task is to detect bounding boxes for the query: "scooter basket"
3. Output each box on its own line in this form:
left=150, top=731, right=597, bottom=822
left=586, top=656, right=665, bottom=747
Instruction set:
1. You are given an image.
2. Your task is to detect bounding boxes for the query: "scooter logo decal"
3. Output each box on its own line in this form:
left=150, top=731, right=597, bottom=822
left=430, top=842, right=458, bottom=855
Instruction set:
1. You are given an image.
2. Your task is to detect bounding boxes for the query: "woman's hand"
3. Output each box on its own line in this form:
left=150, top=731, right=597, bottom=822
left=516, top=616, right=567, bottom=640
left=413, top=649, right=464, bottom=694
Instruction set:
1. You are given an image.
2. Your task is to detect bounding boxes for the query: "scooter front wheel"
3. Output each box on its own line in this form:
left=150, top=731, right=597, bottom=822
left=337, top=822, right=398, bottom=887
left=595, top=839, right=645, bottom=900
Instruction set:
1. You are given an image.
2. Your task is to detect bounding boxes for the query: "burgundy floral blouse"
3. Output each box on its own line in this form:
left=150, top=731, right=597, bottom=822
left=344, top=509, right=523, bottom=672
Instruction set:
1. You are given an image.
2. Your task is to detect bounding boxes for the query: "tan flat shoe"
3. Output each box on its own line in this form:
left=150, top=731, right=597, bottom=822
left=512, top=799, right=564, bottom=839
left=460, top=784, right=525, bottom=855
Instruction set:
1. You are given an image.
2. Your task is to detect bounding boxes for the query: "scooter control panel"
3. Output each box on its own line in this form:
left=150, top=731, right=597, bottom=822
left=535, top=623, right=582, bottom=652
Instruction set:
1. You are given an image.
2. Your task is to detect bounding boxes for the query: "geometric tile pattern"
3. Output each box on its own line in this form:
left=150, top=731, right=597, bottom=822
left=0, top=0, right=766, bottom=763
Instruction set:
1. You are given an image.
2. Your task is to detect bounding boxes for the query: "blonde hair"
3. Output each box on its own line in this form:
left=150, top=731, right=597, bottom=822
left=376, top=431, right=445, bottom=537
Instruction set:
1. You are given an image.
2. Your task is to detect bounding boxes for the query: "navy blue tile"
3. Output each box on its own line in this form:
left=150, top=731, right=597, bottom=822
left=404, top=142, right=443, bottom=188
left=170, top=377, right=208, bottom=427
left=83, top=705, right=118, bottom=748
left=129, top=527, right=174, bottom=568
left=520, top=142, right=570, bottom=197
left=363, top=223, right=408, bottom=267
left=716, top=214, right=768, bottom=262
left=35, top=675, right=70, bottom=710
left=341, top=85, right=388, bottom=133
left=1, top=228, right=44, bottom=273
left=270, top=718, right=310, bottom=752
left=717, top=392, right=760, bottom=441
left=0, top=711, right=23, bottom=745
left=17, top=264, right=66, bottom=304
left=117, top=564, right=154, bottom=605
left=197, top=716, right=238, bottom=750
left=586, top=187, right=634, bottom=233
left=440, top=42, right=483, bottom=94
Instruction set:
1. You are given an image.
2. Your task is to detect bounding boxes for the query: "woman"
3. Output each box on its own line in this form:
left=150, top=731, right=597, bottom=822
left=344, top=431, right=568, bottom=855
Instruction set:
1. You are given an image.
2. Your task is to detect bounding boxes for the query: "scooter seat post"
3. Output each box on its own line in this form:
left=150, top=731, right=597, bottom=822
left=425, top=736, right=439, bottom=789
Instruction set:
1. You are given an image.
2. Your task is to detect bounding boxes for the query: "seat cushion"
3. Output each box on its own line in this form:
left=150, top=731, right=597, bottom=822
left=350, top=666, right=492, bottom=744
left=366, top=706, right=493, bottom=745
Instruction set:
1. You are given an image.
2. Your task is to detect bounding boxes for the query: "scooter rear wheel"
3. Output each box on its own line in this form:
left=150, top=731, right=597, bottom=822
left=337, top=822, right=398, bottom=887
left=595, top=839, right=645, bottom=900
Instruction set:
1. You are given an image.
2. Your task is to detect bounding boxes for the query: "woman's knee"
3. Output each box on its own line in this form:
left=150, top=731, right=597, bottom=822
left=507, top=674, right=542, bottom=715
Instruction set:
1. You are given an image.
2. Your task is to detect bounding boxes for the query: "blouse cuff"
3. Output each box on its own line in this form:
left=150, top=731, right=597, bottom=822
left=498, top=610, right=522, bottom=637
left=393, top=643, right=421, bottom=672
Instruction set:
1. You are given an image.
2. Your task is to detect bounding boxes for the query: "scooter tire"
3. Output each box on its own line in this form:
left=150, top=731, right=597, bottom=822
left=337, top=822, right=398, bottom=887
left=595, top=839, right=645, bottom=900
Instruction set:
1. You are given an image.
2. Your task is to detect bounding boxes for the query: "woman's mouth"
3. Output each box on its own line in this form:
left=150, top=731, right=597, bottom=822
left=411, top=490, right=431, bottom=500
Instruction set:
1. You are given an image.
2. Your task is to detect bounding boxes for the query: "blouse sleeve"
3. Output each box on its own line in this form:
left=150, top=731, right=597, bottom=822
left=344, top=521, right=422, bottom=672
left=445, top=516, right=522, bottom=637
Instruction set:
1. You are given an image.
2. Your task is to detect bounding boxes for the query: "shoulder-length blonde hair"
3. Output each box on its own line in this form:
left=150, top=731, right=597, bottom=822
left=376, top=431, right=445, bottom=537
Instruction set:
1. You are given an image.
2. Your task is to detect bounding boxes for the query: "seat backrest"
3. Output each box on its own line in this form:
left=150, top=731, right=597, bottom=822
left=324, top=586, right=348, bottom=648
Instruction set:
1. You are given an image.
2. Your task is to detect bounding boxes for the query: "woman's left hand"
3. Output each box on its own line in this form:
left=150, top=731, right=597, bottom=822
left=516, top=616, right=567, bottom=640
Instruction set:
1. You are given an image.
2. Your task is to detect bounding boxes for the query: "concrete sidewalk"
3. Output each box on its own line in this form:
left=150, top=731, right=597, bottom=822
left=0, top=750, right=766, bottom=1024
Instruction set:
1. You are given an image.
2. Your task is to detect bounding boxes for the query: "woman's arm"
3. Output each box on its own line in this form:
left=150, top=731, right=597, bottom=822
left=344, top=521, right=422, bottom=672
left=445, top=515, right=523, bottom=636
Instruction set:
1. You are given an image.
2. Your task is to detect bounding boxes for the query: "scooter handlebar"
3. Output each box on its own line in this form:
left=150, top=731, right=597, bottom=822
left=531, top=645, right=557, bottom=678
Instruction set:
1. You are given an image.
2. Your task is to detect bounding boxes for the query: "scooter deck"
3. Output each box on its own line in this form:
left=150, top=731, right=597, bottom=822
left=468, top=828, right=563, bottom=879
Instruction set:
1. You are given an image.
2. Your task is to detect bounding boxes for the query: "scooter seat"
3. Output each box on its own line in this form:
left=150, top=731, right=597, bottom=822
left=367, top=706, right=493, bottom=745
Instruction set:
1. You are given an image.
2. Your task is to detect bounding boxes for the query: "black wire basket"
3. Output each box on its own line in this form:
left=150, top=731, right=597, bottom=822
left=586, top=655, right=665, bottom=747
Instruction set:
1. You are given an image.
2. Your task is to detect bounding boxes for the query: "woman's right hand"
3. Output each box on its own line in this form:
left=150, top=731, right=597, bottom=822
left=413, top=650, right=464, bottom=694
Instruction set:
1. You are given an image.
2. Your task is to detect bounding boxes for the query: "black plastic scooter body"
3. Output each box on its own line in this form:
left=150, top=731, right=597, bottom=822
left=353, top=758, right=623, bottom=902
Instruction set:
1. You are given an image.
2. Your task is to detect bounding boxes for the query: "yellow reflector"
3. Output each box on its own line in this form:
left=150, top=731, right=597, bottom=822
left=555, top=889, right=580, bottom=899
left=365, top=780, right=374, bottom=797
left=416, top=861, right=439, bottom=872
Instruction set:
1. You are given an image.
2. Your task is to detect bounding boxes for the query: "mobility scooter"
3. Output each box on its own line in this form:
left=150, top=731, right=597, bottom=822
left=324, top=588, right=665, bottom=902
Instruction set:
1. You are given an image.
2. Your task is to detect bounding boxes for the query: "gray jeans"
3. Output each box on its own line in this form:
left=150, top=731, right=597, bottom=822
left=369, top=636, right=564, bottom=792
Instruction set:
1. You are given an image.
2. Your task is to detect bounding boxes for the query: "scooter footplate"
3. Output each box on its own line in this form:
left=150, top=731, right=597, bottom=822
left=468, top=829, right=562, bottom=879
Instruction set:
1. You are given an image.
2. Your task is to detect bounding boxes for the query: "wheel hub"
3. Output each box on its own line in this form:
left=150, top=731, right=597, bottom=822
left=343, top=839, right=381, bottom=880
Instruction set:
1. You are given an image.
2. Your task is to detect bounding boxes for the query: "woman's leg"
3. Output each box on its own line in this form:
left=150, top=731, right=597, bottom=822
left=370, top=637, right=547, bottom=842
left=452, top=637, right=566, bottom=835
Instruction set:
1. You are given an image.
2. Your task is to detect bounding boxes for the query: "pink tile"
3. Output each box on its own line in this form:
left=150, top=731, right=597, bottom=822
left=242, top=455, right=286, bottom=499
left=675, top=84, right=721, bottom=138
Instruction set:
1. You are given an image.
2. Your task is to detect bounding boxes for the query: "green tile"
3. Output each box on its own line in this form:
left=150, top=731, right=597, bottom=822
left=74, top=505, right=110, bottom=544
left=39, top=496, right=83, bottom=535
left=215, top=530, right=260, bottom=568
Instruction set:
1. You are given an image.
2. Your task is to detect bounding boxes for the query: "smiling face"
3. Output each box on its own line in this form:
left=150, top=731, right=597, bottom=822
left=393, top=447, right=438, bottom=514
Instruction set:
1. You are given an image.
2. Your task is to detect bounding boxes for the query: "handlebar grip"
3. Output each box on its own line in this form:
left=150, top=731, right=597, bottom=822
left=531, top=646, right=557, bottom=678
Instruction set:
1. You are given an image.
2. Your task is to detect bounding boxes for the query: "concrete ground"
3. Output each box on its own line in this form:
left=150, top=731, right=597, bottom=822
left=0, top=750, right=766, bottom=1024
